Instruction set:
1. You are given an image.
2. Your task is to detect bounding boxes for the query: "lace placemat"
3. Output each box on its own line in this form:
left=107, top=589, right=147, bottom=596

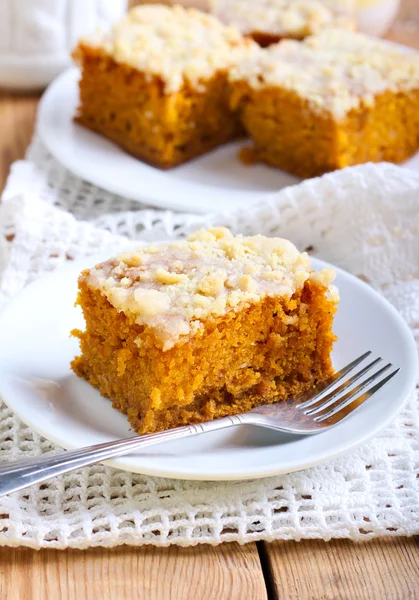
left=0, top=138, right=418, bottom=549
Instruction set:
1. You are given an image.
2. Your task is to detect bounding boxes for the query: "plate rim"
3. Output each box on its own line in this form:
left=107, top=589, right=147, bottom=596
left=0, top=253, right=417, bottom=480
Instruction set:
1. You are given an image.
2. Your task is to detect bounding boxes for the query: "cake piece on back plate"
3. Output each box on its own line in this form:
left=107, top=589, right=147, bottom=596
left=72, top=4, right=256, bottom=169
left=230, top=29, right=419, bottom=177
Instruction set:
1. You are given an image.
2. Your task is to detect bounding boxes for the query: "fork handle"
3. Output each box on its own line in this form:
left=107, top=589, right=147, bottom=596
left=0, top=415, right=247, bottom=498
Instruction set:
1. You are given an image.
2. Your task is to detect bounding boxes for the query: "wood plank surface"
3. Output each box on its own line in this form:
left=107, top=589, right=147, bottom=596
left=263, top=538, right=419, bottom=600
left=0, top=544, right=267, bottom=600
left=1, top=3, right=419, bottom=600
left=0, top=92, right=38, bottom=189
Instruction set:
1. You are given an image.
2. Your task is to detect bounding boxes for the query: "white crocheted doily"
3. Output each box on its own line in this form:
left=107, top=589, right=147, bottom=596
left=0, top=137, right=418, bottom=549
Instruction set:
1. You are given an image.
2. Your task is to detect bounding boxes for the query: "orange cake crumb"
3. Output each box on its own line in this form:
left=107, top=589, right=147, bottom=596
left=230, top=29, right=419, bottom=178
left=72, top=5, right=256, bottom=170
left=238, top=146, right=259, bottom=165
left=210, top=0, right=355, bottom=46
left=71, top=228, right=338, bottom=434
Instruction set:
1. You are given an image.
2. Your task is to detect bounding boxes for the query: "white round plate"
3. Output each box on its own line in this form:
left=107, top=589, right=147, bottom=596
left=0, top=252, right=416, bottom=480
left=37, top=66, right=419, bottom=214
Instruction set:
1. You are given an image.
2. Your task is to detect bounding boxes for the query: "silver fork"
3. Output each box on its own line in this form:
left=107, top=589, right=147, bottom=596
left=0, top=351, right=399, bottom=497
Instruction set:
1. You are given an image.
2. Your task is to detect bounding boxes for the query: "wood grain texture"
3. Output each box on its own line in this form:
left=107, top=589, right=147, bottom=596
left=264, top=538, right=419, bottom=600
left=0, top=544, right=267, bottom=600
left=0, top=92, right=39, bottom=191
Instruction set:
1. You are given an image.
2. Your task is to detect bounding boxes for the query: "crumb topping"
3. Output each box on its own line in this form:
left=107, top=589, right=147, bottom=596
left=211, top=0, right=355, bottom=38
left=229, top=29, right=419, bottom=119
left=84, top=228, right=337, bottom=351
left=78, top=4, right=257, bottom=94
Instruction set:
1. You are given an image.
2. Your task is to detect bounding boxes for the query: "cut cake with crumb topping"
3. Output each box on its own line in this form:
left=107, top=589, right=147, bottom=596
left=210, top=0, right=355, bottom=46
left=71, top=228, right=338, bottom=434
left=72, top=4, right=257, bottom=169
left=230, top=29, right=419, bottom=177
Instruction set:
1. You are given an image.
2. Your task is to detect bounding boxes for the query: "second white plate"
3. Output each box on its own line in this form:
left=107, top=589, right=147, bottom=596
left=37, top=67, right=419, bottom=214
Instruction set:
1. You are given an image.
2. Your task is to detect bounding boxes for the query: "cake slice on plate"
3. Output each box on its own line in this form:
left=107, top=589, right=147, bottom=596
left=71, top=228, right=338, bottom=434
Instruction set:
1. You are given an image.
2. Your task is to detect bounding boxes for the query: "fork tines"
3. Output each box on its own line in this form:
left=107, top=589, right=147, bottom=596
left=297, top=351, right=400, bottom=424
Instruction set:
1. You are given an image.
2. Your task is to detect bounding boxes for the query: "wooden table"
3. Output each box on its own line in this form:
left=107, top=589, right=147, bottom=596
left=1, top=2, right=419, bottom=598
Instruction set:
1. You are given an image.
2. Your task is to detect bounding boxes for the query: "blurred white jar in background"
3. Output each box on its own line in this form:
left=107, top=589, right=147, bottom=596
left=356, top=0, right=401, bottom=37
left=0, top=0, right=128, bottom=90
